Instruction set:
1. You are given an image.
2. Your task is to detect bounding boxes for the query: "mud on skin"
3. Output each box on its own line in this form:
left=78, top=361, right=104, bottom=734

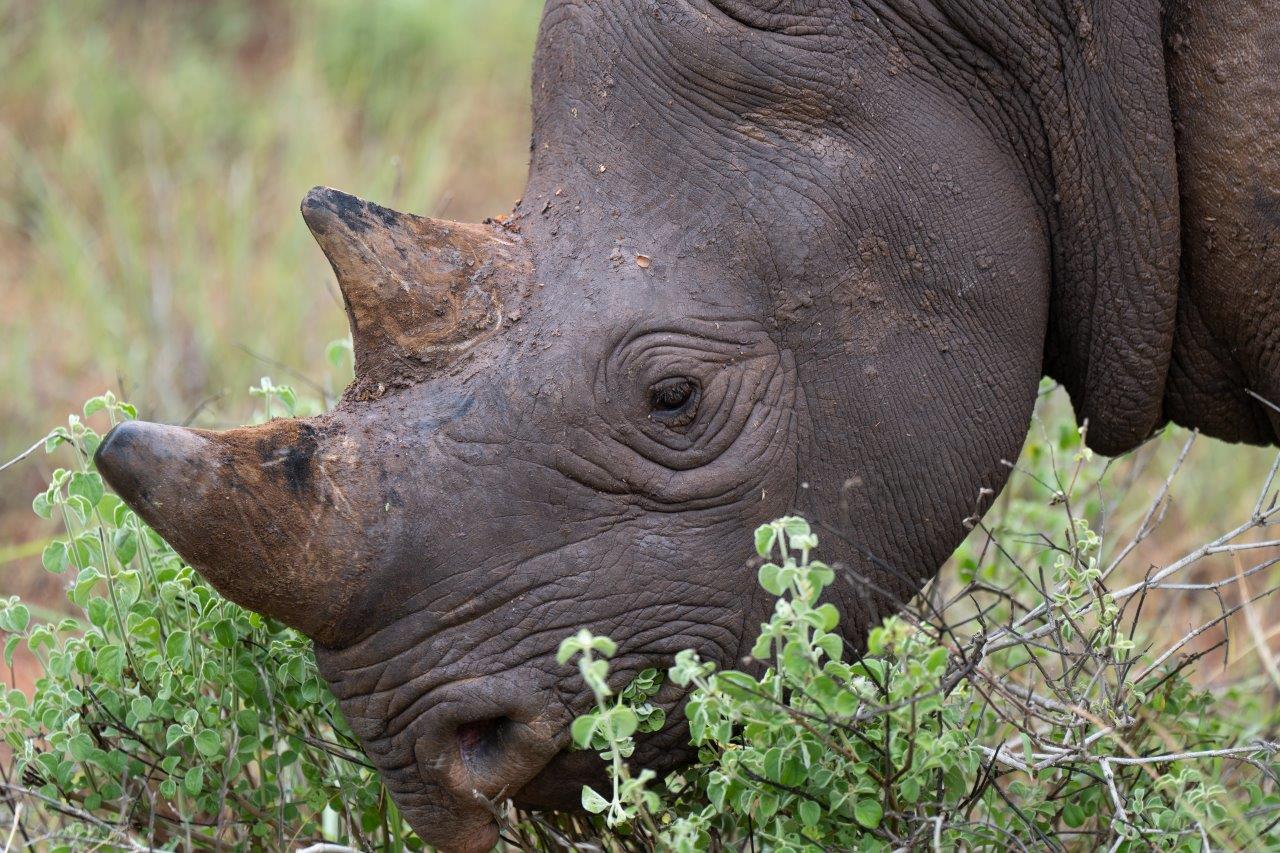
left=94, top=1, right=1280, bottom=849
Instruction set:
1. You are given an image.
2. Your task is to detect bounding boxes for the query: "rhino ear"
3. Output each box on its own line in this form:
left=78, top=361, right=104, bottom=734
left=301, top=187, right=531, bottom=396
left=1032, top=5, right=1181, bottom=456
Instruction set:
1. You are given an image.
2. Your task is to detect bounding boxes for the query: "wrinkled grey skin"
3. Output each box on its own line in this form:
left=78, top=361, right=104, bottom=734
left=94, top=1, right=1279, bottom=849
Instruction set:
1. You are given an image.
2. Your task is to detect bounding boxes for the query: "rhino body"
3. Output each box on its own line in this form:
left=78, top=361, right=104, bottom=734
left=95, top=0, right=1279, bottom=848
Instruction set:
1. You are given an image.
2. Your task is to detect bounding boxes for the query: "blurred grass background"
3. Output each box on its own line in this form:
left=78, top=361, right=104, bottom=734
left=1, top=0, right=1277, bottom=697
left=0, top=0, right=542, bottom=433
left=0, top=0, right=542, bottom=590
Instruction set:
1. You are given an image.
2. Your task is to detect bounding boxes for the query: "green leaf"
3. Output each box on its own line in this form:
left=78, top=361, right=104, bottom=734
left=756, top=790, right=779, bottom=822
left=67, top=472, right=104, bottom=507
left=70, top=567, right=102, bottom=606
left=754, top=524, right=777, bottom=558
left=32, top=491, right=53, bottom=520
left=571, top=714, right=599, bottom=749
left=781, top=639, right=811, bottom=673
left=780, top=755, right=805, bottom=787
left=854, top=799, right=883, bottom=829
left=130, top=696, right=152, bottom=722
left=644, top=707, right=665, bottom=732
left=557, top=633, right=584, bottom=665
left=807, top=561, right=835, bottom=589
left=44, top=430, right=69, bottom=454
left=609, top=706, right=639, bottom=740
left=83, top=396, right=108, bottom=418
left=925, top=646, right=949, bottom=675
left=65, top=494, right=92, bottom=525
left=164, top=630, right=191, bottom=663
left=758, top=562, right=785, bottom=596
left=798, top=799, right=822, bottom=828
left=95, top=646, right=124, bottom=683
left=68, top=733, right=95, bottom=762
left=5, top=605, right=30, bottom=633
left=834, top=690, right=858, bottom=716
left=780, top=516, right=811, bottom=539
left=325, top=338, right=352, bottom=369
left=112, top=528, right=137, bottom=565
left=116, top=570, right=141, bottom=608
left=235, top=709, right=260, bottom=733
left=85, top=597, right=110, bottom=629
left=194, top=729, right=222, bottom=758
left=213, top=619, right=237, bottom=649
left=763, top=747, right=783, bottom=782
left=816, top=633, right=843, bottom=662
left=581, top=785, right=610, bottom=814
left=183, top=765, right=204, bottom=797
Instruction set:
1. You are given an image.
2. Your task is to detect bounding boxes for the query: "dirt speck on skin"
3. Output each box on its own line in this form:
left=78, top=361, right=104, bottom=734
left=776, top=289, right=814, bottom=325
left=857, top=234, right=889, bottom=263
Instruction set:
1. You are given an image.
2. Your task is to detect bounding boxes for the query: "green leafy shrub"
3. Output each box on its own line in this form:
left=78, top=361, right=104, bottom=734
left=553, top=411, right=1280, bottom=851
left=0, top=390, right=419, bottom=851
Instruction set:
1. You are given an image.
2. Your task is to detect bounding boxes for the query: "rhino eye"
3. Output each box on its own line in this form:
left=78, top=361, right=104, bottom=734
left=648, top=377, right=700, bottom=427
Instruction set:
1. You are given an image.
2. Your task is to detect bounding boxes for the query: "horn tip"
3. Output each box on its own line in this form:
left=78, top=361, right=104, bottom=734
left=96, top=421, right=211, bottom=511
left=301, top=186, right=366, bottom=234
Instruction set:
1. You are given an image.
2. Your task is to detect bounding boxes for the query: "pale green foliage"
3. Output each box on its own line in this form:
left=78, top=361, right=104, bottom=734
left=248, top=375, right=298, bottom=419
left=0, top=393, right=420, bottom=851
left=561, top=519, right=986, bottom=851
left=556, top=631, right=664, bottom=831
left=559, top=408, right=1280, bottom=851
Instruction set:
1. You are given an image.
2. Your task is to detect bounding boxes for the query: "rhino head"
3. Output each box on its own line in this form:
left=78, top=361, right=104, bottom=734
left=94, top=1, right=1280, bottom=850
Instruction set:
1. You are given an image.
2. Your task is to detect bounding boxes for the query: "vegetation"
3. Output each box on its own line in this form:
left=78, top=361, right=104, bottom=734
left=1, top=386, right=425, bottom=851
left=562, top=498, right=1280, bottom=850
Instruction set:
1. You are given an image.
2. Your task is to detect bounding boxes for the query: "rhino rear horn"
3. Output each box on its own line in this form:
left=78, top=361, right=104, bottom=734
left=301, top=187, right=530, bottom=394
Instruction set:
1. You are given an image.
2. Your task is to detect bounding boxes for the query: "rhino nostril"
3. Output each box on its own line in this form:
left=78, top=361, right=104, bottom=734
left=456, top=716, right=512, bottom=768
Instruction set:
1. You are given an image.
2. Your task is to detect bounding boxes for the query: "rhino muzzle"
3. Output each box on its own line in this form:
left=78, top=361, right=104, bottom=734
left=94, top=188, right=560, bottom=850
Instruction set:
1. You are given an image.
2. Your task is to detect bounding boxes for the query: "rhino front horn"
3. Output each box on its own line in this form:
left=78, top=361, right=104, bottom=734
left=301, top=187, right=531, bottom=395
left=94, top=417, right=368, bottom=647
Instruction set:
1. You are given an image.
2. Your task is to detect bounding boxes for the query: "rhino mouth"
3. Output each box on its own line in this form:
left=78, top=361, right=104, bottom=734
left=511, top=747, right=610, bottom=811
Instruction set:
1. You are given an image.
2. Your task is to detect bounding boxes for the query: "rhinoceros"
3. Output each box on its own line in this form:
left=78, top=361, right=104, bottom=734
left=94, top=0, right=1279, bottom=848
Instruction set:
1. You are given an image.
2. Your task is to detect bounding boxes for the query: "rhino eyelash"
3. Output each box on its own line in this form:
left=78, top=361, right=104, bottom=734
left=648, top=377, right=701, bottom=428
